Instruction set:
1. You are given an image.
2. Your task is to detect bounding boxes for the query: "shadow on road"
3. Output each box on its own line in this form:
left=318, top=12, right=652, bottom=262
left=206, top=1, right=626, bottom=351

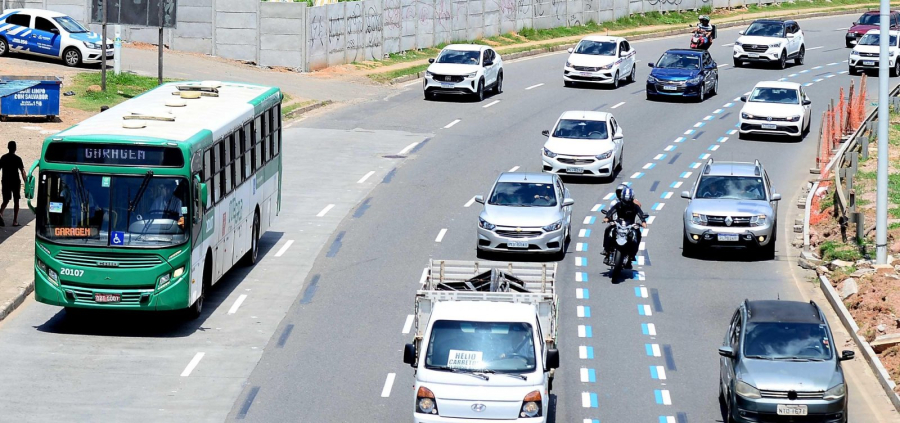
left=0, top=204, right=35, bottom=245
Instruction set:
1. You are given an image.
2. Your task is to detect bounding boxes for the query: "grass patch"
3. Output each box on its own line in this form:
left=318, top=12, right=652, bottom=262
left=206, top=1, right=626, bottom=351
left=857, top=169, right=877, bottom=180
left=819, top=193, right=834, bottom=212
left=67, top=72, right=176, bottom=112
left=369, top=63, right=430, bottom=84
left=819, top=240, right=863, bottom=262
left=281, top=93, right=317, bottom=117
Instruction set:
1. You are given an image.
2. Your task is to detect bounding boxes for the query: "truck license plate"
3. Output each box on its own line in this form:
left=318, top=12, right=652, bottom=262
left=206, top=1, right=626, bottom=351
left=717, top=234, right=739, bottom=242
left=776, top=404, right=808, bottom=416
left=95, top=293, right=121, bottom=303
left=507, top=241, right=529, bottom=248
left=566, top=167, right=584, bottom=173
left=761, top=124, right=777, bottom=130
left=663, top=85, right=677, bottom=91
left=863, top=61, right=875, bottom=66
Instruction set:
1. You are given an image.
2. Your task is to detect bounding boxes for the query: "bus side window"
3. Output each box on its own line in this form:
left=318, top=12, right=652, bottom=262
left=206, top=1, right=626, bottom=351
left=273, top=105, right=281, bottom=157
left=253, top=117, right=261, bottom=172
left=243, top=123, right=252, bottom=182
left=234, top=130, right=243, bottom=187
left=260, top=112, right=268, bottom=165
left=225, top=133, right=234, bottom=195
left=205, top=148, right=216, bottom=209
left=267, top=108, right=275, bottom=161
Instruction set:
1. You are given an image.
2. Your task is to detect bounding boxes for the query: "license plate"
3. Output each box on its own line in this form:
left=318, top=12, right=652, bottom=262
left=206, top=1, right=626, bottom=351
left=579, top=72, right=593, bottom=76
left=777, top=404, right=808, bottom=416
left=863, top=61, right=875, bottom=66
left=717, top=234, right=739, bottom=242
left=440, top=83, right=454, bottom=88
left=94, top=293, right=121, bottom=303
left=761, top=123, right=777, bottom=130
left=507, top=241, right=529, bottom=248
left=749, top=53, right=759, bottom=58
left=566, top=167, right=585, bottom=173
left=663, top=85, right=677, bottom=91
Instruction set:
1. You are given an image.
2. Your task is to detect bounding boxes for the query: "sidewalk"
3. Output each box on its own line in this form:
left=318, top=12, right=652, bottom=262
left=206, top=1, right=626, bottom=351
left=0, top=199, right=35, bottom=322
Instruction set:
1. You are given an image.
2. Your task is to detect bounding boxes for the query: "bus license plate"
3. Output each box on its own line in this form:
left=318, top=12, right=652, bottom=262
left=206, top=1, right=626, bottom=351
left=863, top=61, right=875, bottom=66
left=777, top=404, right=808, bottom=416
left=761, top=124, right=777, bottom=130
left=566, top=167, right=585, bottom=173
left=507, top=241, right=529, bottom=248
left=717, top=234, right=739, bottom=242
left=95, top=293, right=121, bottom=303
left=663, top=85, right=677, bottom=91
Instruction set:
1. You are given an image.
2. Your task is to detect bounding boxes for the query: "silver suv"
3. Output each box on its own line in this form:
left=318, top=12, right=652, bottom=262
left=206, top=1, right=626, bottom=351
left=719, top=300, right=855, bottom=423
left=681, top=159, right=781, bottom=258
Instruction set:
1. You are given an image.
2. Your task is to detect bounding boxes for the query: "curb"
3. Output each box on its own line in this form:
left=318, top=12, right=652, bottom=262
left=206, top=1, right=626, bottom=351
left=387, top=5, right=885, bottom=86
left=283, top=100, right=333, bottom=120
left=817, top=274, right=900, bottom=411
left=0, top=280, right=34, bottom=323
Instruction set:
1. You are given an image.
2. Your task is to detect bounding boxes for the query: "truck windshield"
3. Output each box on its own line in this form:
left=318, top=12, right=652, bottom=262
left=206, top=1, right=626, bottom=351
left=425, top=320, right=537, bottom=373
left=37, top=172, right=190, bottom=247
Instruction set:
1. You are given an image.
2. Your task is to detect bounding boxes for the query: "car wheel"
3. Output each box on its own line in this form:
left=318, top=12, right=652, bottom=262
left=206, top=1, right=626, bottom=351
left=697, top=82, right=706, bottom=102
left=725, top=391, right=737, bottom=423
left=759, top=237, right=776, bottom=260
left=615, top=151, right=623, bottom=172
left=564, top=80, right=574, bottom=87
left=475, top=79, right=485, bottom=102
left=627, top=67, right=636, bottom=83
left=733, top=58, right=742, bottom=67
left=795, top=45, right=805, bottom=65
left=0, top=37, right=8, bottom=57
left=892, top=61, right=900, bottom=77
left=682, top=231, right=696, bottom=258
left=646, top=91, right=655, bottom=101
left=711, top=76, right=718, bottom=96
left=63, top=47, right=83, bottom=67
left=778, top=51, right=787, bottom=69
left=849, top=66, right=858, bottom=76
left=495, top=72, right=503, bottom=93
left=846, top=40, right=853, bottom=48
left=242, top=211, right=260, bottom=266
left=612, top=71, right=619, bottom=89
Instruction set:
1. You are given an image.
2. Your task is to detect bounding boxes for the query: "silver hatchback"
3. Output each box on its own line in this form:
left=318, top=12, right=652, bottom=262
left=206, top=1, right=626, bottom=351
left=476, top=172, right=573, bottom=256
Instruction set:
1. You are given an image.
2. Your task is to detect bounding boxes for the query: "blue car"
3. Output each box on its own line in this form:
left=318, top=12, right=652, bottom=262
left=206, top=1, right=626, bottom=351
left=646, top=49, right=719, bottom=102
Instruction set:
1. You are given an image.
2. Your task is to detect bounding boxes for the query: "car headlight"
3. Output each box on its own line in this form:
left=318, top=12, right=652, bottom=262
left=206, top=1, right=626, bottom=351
left=415, top=386, right=439, bottom=414
left=465, top=71, right=478, bottom=78
left=691, top=213, right=708, bottom=225
left=83, top=41, right=101, bottom=49
left=520, top=391, right=543, bottom=418
left=479, top=217, right=496, bottom=231
left=600, top=63, right=614, bottom=70
left=565, top=61, right=572, bottom=68
left=741, top=112, right=755, bottom=119
left=735, top=380, right=761, bottom=399
left=687, top=75, right=702, bottom=84
left=542, top=219, right=563, bottom=232
left=596, top=150, right=613, bottom=160
left=850, top=50, right=859, bottom=56
left=750, top=214, right=767, bottom=226
left=735, top=41, right=743, bottom=46
left=158, top=273, right=172, bottom=290
left=769, top=42, right=782, bottom=48
left=425, top=70, right=433, bottom=77
left=543, top=147, right=557, bottom=158
left=788, top=115, right=801, bottom=122
left=647, top=75, right=658, bottom=83
left=823, top=383, right=846, bottom=400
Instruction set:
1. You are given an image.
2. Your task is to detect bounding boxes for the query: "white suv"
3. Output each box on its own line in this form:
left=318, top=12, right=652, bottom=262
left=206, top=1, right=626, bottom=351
left=733, top=19, right=805, bottom=69
left=541, top=111, right=624, bottom=180
left=738, top=81, right=811, bottom=140
left=424, top=44, right=503, bottom=102
left=563, top=36, right=636, bottom=88
left=849, top=30, right=900, bottom=76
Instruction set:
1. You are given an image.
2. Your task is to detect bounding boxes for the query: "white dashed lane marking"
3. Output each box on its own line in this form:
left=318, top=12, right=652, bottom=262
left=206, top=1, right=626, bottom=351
left=443, top=119, right=461, bottom=129
left=611, top=101, right=626, bottom=109
left=357, top=171, right=376, bottom=183
left=398, top=142, right=418, bottom=155
left=227, top=294, right=248, bottom=315
left=435, top=228, right=447, bottom=242
left=180, top=352, right=206, bottom=377
left=381, top=373, right=396, bottom=397
left=317, top=204, right=335, bottom=217
left=483, top=100, right=500, bottom=108
left=525, top=83, right=544, bottom=90
left=274, top=240, right=294, bottom=257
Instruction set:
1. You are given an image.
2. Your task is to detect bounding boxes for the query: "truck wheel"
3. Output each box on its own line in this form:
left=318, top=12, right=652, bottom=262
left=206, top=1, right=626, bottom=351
left=63, top=47, right=82, bottom=67
left=0, top=37, right=8, bottom=57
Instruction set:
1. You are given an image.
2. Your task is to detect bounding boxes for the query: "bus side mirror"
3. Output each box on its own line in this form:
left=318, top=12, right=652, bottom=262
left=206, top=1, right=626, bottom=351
left=25, top=175, right=35, bottom=200
left=199, top=182, right=209, bottom=208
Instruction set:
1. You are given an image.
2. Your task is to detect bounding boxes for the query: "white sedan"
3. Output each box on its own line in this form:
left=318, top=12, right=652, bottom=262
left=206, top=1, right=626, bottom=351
left=423, top=44, right=503, bottom=102
left=739, top=81, right=811, bottom=140
left=563, top=36, right=636, bottom=88
left=0, top=8, right=113, bottom=67
left=541, top=111, right=624, bottom=180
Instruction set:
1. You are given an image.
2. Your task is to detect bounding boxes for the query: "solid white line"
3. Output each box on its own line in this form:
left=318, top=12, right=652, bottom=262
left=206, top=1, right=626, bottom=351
left=398, top=142, right=418, bottom=155
left=402, top=79, right=422, bottom=88
left=717, top=64, right=730, bottom=69
left=402, top=315, right=415, bottom=334
left=228, top=294, right=248, bottom=315
left=443, top=119, right=461, bottom=129
left=509, top=166, right=520, bottom=172
left=525, top=83, right=544, bottom=90
left=611, top=101, right=626, bottom=109
left=464, top=196, right=477, bottom=207
left=357, top=171, right=376, bottom=183
left=483, top=100, right=500, bottom=108
left=274, top=240, right=295, bottom=257
left=807, top=46, right=824, bottom=51
left=180, top=352, right=205, bottom=377
left=435, top=228, right=448, bottom=242
left=317, top=204, right=335, bottom=217
left=722, top=43, right=734, bottom=47
left=381, top=373, right=397, bottom=397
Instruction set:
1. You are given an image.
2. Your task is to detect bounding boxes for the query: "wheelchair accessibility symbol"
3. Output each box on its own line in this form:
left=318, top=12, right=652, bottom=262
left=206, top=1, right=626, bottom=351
left=111, top=231, right=124, bottom=246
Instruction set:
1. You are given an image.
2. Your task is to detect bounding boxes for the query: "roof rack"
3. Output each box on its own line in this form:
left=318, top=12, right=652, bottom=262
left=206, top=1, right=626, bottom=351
left=429, top=268, right=532, bottom=293
left=753, top=159, right=762, bottom=176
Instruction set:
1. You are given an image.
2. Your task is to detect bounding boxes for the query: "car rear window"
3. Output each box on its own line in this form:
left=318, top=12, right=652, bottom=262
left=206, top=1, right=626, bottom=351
left=4, top=13, right=30, bottom=27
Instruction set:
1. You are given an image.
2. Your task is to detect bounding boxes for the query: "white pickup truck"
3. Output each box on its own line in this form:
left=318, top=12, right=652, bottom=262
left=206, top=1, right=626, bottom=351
left=403, top=260, right=559, bottom=422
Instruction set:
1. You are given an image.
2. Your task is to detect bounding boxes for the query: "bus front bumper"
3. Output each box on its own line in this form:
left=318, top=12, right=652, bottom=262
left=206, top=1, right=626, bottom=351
left=34, top=270, right=190, bottom=311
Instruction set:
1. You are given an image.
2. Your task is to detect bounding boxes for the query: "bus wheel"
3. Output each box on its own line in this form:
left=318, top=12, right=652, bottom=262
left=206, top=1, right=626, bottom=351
left=243, top=210, right=260, bottom=266
left=187, top=256, right=211, bottom=319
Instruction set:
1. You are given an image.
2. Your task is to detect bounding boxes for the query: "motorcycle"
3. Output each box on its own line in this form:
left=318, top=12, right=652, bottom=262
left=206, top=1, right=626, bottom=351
left=690, top=31, right=712, bottom=50
left=602, top=211, right=641, bottom=280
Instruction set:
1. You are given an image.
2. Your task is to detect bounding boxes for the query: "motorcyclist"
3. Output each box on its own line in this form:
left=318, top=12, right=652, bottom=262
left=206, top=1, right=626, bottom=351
left=601, top=187, right=647, bottom=269
left=693, top=15, right=714, bottom=48
left=615, top=183, right=642, bottom=208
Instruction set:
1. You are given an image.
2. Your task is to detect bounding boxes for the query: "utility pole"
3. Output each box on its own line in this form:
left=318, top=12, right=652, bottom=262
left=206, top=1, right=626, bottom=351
left=101, top=0, right=108, bottom=91
left=114, top=24, right=121, bottom=75
left=876, top=0, right=890, bottom=263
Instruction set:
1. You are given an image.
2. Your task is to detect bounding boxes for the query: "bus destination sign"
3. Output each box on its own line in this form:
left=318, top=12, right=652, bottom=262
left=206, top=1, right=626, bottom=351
left=46, top=143, right=184, bottom=167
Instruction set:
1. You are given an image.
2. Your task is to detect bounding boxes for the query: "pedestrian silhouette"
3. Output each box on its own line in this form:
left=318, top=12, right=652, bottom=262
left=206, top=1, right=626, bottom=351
left=0, top=141, right=27, bottom=227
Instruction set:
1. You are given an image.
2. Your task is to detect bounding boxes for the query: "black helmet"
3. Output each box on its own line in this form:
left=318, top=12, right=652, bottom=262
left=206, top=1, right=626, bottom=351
left=699, top=15, right=710, bottom=24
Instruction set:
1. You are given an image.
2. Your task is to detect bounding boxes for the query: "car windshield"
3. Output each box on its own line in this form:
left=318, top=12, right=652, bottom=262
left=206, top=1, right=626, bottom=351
left=743, top=322, right=834, bottom=360
left=749, top=87, right=800, bottom=104
left=552, top=119, right=609, bottom=140
left=696, top=176, right=766, bottom=200
left=489, top=182, right=558, bottom=207
left=655, top=53, right=700, bottom=69
left=857, top=13, right=881, bottom=26
left=574, top=40, right=617, bottom=56
left=425, top=320, right=537, bottom=373
left=744, top=22, right=786, bottom=37
left=53, top=16, right=89, bottom=33
left=37, top=172, right=190, bottom=247
left=436, top=49, right=480, bottom=65
left=858, top=33, right=899, bottom=46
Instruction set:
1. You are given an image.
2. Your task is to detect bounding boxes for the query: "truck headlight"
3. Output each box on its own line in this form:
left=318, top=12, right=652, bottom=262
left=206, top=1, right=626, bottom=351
left=479, top=217, right=496, bottom=231
left=735, top=380, right=761, bottom=399
left=543, top=147, right=557, bottom=158
left=520, top=390, right=542, bottom=418
left=416, top=386, right=439, bottom=414
left=173, top=267, right=185, bottom=278
left=750, top=214, right=767, bottom=226
left=596, top=150, right=613, bottom=160
left=542, top=219, right=563, bottom=232
left=691, top=213, right=708, bottom=225
left=37, top=259, right=48, bottom=274
left=824, top=383, right=846, bottom=400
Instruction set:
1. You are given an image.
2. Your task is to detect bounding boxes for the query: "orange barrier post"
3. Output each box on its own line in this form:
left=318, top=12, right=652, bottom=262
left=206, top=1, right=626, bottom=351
left=838, top=87, right=845, bottom=136
left=847, top=81, right=856, bottom=131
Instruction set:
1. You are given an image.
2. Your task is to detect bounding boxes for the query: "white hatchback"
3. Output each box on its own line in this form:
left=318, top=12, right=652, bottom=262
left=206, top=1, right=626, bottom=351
left=0, top=8, right=113, bottom=67
left=424, top=44, right=503, bottom=102
left=563, top=36, right=636, bottom=88
left=738, top=81, right=811, bottom=140
left=849, top=30, right=900, bottom=76
left=541, top=111, right=624, bottom=179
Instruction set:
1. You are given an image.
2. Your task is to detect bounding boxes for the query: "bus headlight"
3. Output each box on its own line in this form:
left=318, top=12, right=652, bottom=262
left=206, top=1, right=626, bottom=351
left=48, top=268, right=59, bottom=284
left=520, top=390, right=542, bottom=418
left=37, top=259, right=48, bottom=274
left=173, top=267, right=185, bottom=278
left=158, top=273, right=172, bottom=290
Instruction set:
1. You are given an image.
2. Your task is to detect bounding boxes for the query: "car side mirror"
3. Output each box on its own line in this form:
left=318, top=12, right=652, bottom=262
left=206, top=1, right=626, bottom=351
left=541, top=129, right=550, bottom=137
left=771, top=193, right=782, bottom=201
left=681, top=191, right=691, bottom=199
left=840, top=350, right=855, bottom=361
left=647, top=62, right=655, bottom=68
left=853, top=21, right=859, bottom=26
left=567, top=47, right=573, bottom=53
left=474, top=195, right=485, bottom=204
left=787, top=33, right=795, bottom=38
left=428, top=58, right=435, bottom=64
left=718, top=346, right=735, bottom=358
left=739, top=30, right=745, bottom=35
left=803, top=99, right=811, bottom=106
left=545, top=349, right=560, bottom=370
left=613, top=133, right=623, bottom=141
left=562, top=198, right=575, bottom=207
left=403, top=343, right=417, bottom=366
left=740, top=95, right=748, bottom=102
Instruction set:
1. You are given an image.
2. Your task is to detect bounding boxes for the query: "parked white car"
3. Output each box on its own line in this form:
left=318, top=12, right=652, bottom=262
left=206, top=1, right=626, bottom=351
left=424, top=44, right=503, bottom=101
left=0, top=8, right=113, bottom=67
left=733, top=19, right=805, bottom=69
left=738, top=81, right=811, bottom=140
left=849, top=30, right=900, bottom=76
left=541, top=111, right=624, bottom=179
left=563, top=36, right=636, bottom=88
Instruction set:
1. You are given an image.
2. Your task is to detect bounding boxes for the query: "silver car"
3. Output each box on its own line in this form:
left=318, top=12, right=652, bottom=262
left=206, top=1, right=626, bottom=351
left=476, top=172, right=573, bottom=256
left=719, top=300, right=854, bottom=423
left=681, top=159, right=781, bottom=259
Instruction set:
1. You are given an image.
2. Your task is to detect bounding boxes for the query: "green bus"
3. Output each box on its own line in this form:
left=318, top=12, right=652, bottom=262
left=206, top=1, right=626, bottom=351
left=25, top=81, right=283, bottom=318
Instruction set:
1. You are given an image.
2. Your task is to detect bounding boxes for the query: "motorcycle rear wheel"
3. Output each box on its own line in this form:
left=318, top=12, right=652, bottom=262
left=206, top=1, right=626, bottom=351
left=611, top=250, right=624, bottom=279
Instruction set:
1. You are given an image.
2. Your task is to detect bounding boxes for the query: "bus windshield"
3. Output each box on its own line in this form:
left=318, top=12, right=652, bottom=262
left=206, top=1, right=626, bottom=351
left=37, top=172, right=190, bottom=247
